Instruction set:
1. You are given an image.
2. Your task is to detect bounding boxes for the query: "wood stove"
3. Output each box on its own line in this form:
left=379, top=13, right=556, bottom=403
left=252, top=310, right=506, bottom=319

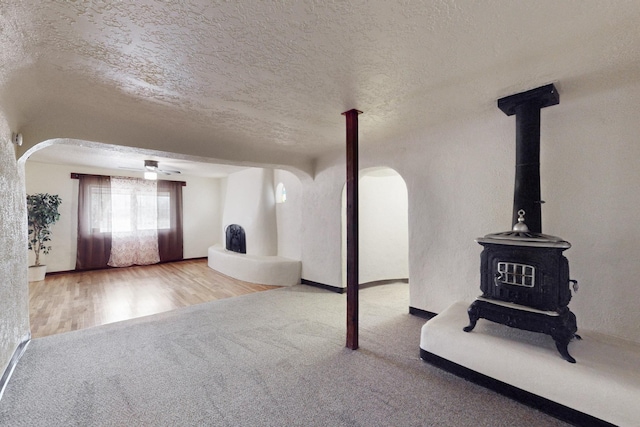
left=463, top=84, right=580, bottom=363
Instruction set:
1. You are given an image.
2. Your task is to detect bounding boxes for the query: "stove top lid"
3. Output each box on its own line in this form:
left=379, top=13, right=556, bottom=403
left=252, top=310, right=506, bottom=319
left=476, top=230, right=571, bottom=248
left=476, top=210, right=571, bottom=248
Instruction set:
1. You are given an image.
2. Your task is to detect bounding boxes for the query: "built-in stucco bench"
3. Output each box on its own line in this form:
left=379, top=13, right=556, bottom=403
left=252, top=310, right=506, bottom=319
left=420, top=301, right=640, bottom=426
left=207, top=244, right=301, bottom=287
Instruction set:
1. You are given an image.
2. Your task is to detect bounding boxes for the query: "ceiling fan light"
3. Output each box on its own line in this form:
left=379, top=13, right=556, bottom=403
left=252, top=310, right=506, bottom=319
left=144, top=171, right=157, bottom=180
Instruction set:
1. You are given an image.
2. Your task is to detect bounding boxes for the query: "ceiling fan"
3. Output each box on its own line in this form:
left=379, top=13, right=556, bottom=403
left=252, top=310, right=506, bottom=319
left=119, top=160, right=181, bottom=177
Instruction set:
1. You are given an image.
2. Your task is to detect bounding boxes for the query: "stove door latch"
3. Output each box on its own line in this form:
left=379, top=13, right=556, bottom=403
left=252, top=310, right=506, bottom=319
left=569, top=279, right=579, bottom=293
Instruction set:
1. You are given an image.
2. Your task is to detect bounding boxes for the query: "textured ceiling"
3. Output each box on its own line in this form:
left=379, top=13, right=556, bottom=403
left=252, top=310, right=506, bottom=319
left=3, top=1, right=640, bottom=175
left=27, top=139, right=249, bottom=179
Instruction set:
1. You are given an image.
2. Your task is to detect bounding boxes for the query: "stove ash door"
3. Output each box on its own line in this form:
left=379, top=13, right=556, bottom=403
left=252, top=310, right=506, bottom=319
left=479, top=243, right=572, bottom=312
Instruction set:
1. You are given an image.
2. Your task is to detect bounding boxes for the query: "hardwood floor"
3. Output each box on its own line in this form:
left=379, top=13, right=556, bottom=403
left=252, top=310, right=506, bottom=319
left=29, top=259, right=281, bottom=338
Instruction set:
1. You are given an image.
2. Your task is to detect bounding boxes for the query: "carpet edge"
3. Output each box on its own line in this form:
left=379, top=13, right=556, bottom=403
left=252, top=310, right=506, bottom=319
left=0, top=334, right=31, bottom=402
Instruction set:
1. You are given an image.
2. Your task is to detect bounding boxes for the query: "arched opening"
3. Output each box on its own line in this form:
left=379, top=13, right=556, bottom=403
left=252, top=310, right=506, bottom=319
left=21, top=140, right=306, bottom=338
left=341, top=167, right=409, bottom=298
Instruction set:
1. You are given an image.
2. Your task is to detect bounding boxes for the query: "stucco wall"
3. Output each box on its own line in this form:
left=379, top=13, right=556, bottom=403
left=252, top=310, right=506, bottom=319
left=0, top=127, right=30, bottom=380
left=24, top=161, right=224, bottom=271
left=300, top=152, right=344, bottom=287
left=302, top=83, right=640, bottom=344
left=274, top=169, right=302, bottom=260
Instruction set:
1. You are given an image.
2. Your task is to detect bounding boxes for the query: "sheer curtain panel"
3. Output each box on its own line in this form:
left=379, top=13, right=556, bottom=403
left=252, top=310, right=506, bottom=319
left=76, top=175, right=112, bottom=270
left=107, top=177, right=161, bottom=267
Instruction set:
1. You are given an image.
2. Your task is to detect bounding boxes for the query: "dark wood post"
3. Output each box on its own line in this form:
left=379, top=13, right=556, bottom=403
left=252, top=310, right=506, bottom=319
left=343, top=109, right=362, bottom=350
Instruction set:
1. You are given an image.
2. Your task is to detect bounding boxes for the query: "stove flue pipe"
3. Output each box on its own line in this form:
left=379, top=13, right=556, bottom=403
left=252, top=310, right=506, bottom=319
left=498, top=84, right=559, bottom=233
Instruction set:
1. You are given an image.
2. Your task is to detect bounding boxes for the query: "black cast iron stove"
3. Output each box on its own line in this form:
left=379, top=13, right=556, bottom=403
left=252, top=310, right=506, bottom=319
left=463, top=84, right=581, bottom=363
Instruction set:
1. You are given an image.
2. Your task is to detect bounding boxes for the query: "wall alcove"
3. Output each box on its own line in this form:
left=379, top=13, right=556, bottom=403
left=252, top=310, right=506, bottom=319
left=341, top=167, right=409, bottom=287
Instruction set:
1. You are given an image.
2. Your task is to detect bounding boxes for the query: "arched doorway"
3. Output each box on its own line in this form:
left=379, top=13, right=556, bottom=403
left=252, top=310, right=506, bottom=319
left=341, top=167, right=409, bottom=290
left=21, top=140, right=306, bottom=337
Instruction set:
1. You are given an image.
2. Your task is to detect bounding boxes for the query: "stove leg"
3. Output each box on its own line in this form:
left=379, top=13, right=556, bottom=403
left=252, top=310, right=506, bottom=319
left=463, top=300, right=480, bottom=332
left=554, top=338, right=576, bottom=363
left=552, top=310, right=579, bottom=363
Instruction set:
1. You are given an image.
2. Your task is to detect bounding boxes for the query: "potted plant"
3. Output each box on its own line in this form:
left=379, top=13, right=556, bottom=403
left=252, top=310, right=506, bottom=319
left=27, top=193, right=62, bottom=281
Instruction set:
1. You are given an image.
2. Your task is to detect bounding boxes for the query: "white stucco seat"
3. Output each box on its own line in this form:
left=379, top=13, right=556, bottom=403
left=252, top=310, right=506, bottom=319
left=207, top=244, right=301, bottom=287
left=420, top=301, right=640, bottom=427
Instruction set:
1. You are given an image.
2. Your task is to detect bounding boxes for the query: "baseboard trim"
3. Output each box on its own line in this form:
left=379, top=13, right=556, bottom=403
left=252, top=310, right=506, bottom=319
left=409, top=307, right=437, bottom=319
left=419, top=348, right=616, bottom=427
left=0, top=334, right=31, bottom=402
left=360, top=278, right=408, bottom=289
left=300, top=279, right=345, bottom=293
left=51, top=257, right=208, bottom=275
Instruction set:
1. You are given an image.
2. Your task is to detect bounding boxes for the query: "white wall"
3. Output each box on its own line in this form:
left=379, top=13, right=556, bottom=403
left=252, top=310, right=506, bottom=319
left=222, top=168, right=277, bottom=256
left=300, top=152, right=344, bottom=287
left=302, top=82, right=640, bottom=344
left=182, top=175, right=224, bottom=259
left=274, top=169, right=302, bottom=260
left=341, top=169, right=409, bottom=286
left=24, top=161, right=224, bottom=271
left=24, top=162, right=77, bottom=271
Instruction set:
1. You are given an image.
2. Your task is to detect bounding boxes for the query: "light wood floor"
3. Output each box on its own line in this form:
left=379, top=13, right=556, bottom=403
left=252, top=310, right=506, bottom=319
left=29, top=259, right=281, bottom=338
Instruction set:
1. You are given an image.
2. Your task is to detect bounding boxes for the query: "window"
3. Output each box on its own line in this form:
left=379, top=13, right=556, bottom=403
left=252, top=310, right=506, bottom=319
left=276, top=182, right=287, bottom=203
left=76, top=174, right=183, bottom=270
left=91, top=181, right=170, bottom=232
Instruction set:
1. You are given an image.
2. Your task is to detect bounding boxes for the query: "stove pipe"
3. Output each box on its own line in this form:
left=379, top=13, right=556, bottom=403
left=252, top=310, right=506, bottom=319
left=498, top=84, right=559, bottom=233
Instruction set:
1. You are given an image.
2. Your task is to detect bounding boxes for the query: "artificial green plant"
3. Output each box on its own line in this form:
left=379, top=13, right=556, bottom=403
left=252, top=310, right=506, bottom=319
left=27, top=193, right=62, bottom=267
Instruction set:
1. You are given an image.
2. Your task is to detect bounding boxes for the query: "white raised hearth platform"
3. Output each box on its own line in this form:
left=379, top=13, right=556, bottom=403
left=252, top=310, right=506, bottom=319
left=207, top=244, right=301, bottom=287
left=420, top=301, right=640, bottom=427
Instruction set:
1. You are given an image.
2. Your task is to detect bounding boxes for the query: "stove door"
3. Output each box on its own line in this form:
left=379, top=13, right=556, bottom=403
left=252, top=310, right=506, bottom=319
left=479, top=244, right=570, bottom=311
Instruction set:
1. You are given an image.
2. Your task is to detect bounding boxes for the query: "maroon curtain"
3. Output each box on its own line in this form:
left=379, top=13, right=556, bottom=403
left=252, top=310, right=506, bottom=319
left=157, top=180, right=183, bottom=262
left=76, top=174, right=112, bottom=270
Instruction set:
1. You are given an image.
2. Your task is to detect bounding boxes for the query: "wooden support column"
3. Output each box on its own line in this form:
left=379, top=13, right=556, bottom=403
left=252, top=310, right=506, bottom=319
left=343, top=108, right=362, bottom=350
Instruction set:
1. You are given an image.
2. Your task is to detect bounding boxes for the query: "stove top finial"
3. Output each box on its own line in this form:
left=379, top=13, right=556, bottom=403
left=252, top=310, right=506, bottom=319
left=513, top=209, right=529, bottom=232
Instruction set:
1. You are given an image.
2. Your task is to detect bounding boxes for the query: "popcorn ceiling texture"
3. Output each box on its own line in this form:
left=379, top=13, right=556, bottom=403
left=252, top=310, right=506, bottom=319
left=0, top=124, right=30, bottom=379
left=4, top=1, right=640, bottom=172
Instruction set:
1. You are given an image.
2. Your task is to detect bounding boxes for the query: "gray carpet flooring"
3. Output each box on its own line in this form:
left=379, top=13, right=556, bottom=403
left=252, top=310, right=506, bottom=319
left=0, top=283, right=569, bottom=426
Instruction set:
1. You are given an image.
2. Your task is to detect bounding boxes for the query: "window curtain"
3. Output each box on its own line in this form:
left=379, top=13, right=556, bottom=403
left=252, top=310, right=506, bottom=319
left=157, top=179, right=184, bottom=262
left=76, top=175, right=112, bottom=270
left=107, top=177, right=161, bottom=267
left=76, top=175, right=183, bottom=270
